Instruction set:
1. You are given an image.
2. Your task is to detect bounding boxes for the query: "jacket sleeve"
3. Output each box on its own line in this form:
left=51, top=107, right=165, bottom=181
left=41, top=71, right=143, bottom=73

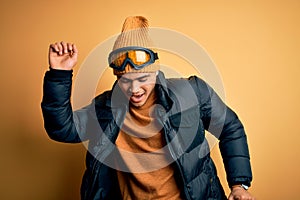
left=191, top=76, right=253, bottom=187
left=41, top=69, right=96, bottom=143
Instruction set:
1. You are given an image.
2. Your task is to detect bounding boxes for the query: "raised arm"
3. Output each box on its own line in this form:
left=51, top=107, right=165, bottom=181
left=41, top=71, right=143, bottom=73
left=41, top=41, right=88, bottom=143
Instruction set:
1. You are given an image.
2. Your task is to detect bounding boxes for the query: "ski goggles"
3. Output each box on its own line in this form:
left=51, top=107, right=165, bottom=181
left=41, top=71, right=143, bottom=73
left=108, top=46, right=159, bottom=71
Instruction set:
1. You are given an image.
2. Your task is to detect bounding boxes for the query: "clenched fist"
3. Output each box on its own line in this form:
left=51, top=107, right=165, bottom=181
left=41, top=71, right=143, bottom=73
left=228, top=186, right=256, bottom=200
left=49, top=41, right=78, bottom=70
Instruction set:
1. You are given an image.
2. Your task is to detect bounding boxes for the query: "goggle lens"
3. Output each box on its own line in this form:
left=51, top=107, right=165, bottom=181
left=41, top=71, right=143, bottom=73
left=109, top=47, right=158, bottom=71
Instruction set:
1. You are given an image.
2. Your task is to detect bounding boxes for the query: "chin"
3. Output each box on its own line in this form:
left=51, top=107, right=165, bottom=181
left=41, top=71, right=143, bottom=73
left=130, top=101, right=145, bottom=108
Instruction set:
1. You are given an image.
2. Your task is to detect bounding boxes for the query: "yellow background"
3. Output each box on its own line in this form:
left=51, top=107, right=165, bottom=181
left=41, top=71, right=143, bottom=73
left=1, top=0, right=299, bottom=199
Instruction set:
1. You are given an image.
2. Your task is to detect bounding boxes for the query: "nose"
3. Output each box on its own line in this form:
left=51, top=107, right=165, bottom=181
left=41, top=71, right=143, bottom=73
left=130, top=80, right=141, bottom=94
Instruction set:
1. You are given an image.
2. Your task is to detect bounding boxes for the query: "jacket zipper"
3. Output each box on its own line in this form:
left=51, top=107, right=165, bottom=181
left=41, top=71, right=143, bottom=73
left=84, top=116, right=122, bottom=200
left=162, top=121, right=192, bottom=200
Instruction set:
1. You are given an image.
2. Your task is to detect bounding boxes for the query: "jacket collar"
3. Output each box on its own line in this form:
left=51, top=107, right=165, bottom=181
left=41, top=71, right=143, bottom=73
left=105, top=71, right=173, bottom=112
left=155, top=71, right=173, bottom=112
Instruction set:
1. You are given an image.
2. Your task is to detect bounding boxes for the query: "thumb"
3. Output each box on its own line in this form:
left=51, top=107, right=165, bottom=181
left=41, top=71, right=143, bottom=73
left=228, top=194, right=234, bottom=200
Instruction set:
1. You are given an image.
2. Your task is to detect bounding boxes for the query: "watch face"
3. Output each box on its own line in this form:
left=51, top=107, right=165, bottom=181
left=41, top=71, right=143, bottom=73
left=241, top=184, right=249, bottom=190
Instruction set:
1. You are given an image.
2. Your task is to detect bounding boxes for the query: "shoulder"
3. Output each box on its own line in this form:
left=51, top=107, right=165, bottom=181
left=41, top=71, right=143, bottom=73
left=166, top=75, right=206, bottom=86
left=94, top=90, right=112, bottom=108
left=164, top=76, right=207, bottom=110
left=165, top=75, right=209, bottom=95
left=165, top=75, right=214, bottom=109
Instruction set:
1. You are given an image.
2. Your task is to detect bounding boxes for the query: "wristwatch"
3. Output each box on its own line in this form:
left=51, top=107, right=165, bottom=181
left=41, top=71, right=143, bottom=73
left=232, top=184, right=249, bottom=190
left=240, top=184, right=249, bottom=190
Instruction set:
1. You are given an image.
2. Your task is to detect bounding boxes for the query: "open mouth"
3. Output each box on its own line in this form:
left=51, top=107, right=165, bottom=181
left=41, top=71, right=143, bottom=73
left=130, top=93, right=144, bottom=103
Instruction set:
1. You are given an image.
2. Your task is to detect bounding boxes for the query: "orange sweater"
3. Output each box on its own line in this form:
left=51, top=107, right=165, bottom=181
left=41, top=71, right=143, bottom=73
left=115, top=92, right=182, bottom=200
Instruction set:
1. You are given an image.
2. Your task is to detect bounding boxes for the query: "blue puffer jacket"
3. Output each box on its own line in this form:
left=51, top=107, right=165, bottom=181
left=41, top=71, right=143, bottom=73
left=41, top=69, right=252, bottom=200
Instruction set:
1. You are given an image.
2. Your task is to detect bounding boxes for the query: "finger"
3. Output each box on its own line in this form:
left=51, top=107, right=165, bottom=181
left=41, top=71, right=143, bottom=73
left=72, top=44, right=78, bottom=54
left=61, top=41, right=68, bottom=54
left=49, top=43, right=59, bottom=53
left=232, top=196, right=240, bottom=200
left=55, top=42, right=63, bottom=55
left=67, top=43, right=73, bottom=52
left=71, top=44, right=78, bottom=58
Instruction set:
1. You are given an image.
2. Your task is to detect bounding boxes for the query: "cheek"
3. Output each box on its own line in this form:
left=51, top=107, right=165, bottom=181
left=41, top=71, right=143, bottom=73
left=118, top=83, right=129, bottom=94
left=143, top=84, right=155, bottom=93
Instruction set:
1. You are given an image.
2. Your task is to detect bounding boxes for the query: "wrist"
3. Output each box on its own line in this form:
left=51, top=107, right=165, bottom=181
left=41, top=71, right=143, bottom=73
left=45, top=67, right=73, bottom=80
left=231, top=184, right=249, bottom=191
left=49, top=66, right=73, bottom=71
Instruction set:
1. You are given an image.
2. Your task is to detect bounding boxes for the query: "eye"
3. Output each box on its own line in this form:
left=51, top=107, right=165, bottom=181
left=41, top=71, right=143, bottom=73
left=138, top=78, right=147, bottom=82
left=119, top=78, right=131, bottom=83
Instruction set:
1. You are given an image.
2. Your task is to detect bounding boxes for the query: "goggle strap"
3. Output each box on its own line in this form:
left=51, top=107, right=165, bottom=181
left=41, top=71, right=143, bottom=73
left=154, top=52, right=159, bottom=60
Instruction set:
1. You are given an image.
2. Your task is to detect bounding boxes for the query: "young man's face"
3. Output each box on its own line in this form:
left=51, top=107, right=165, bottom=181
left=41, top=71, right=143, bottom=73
left=117, top=72, right=157, bottom=107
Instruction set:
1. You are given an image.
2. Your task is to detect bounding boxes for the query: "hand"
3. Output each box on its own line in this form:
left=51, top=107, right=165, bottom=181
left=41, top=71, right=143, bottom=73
left=228, top=186, right=256, bottom=200
left=49, top=41, right=78, bottom=70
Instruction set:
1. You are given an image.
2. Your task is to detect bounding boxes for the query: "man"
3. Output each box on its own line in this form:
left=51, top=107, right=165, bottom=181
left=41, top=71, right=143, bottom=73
left=41, top=16, right=255, bottom=200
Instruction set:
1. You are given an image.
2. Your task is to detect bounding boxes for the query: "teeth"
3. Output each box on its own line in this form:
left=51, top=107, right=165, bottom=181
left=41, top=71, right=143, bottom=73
left=133, top=94, right=143, bottom=97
